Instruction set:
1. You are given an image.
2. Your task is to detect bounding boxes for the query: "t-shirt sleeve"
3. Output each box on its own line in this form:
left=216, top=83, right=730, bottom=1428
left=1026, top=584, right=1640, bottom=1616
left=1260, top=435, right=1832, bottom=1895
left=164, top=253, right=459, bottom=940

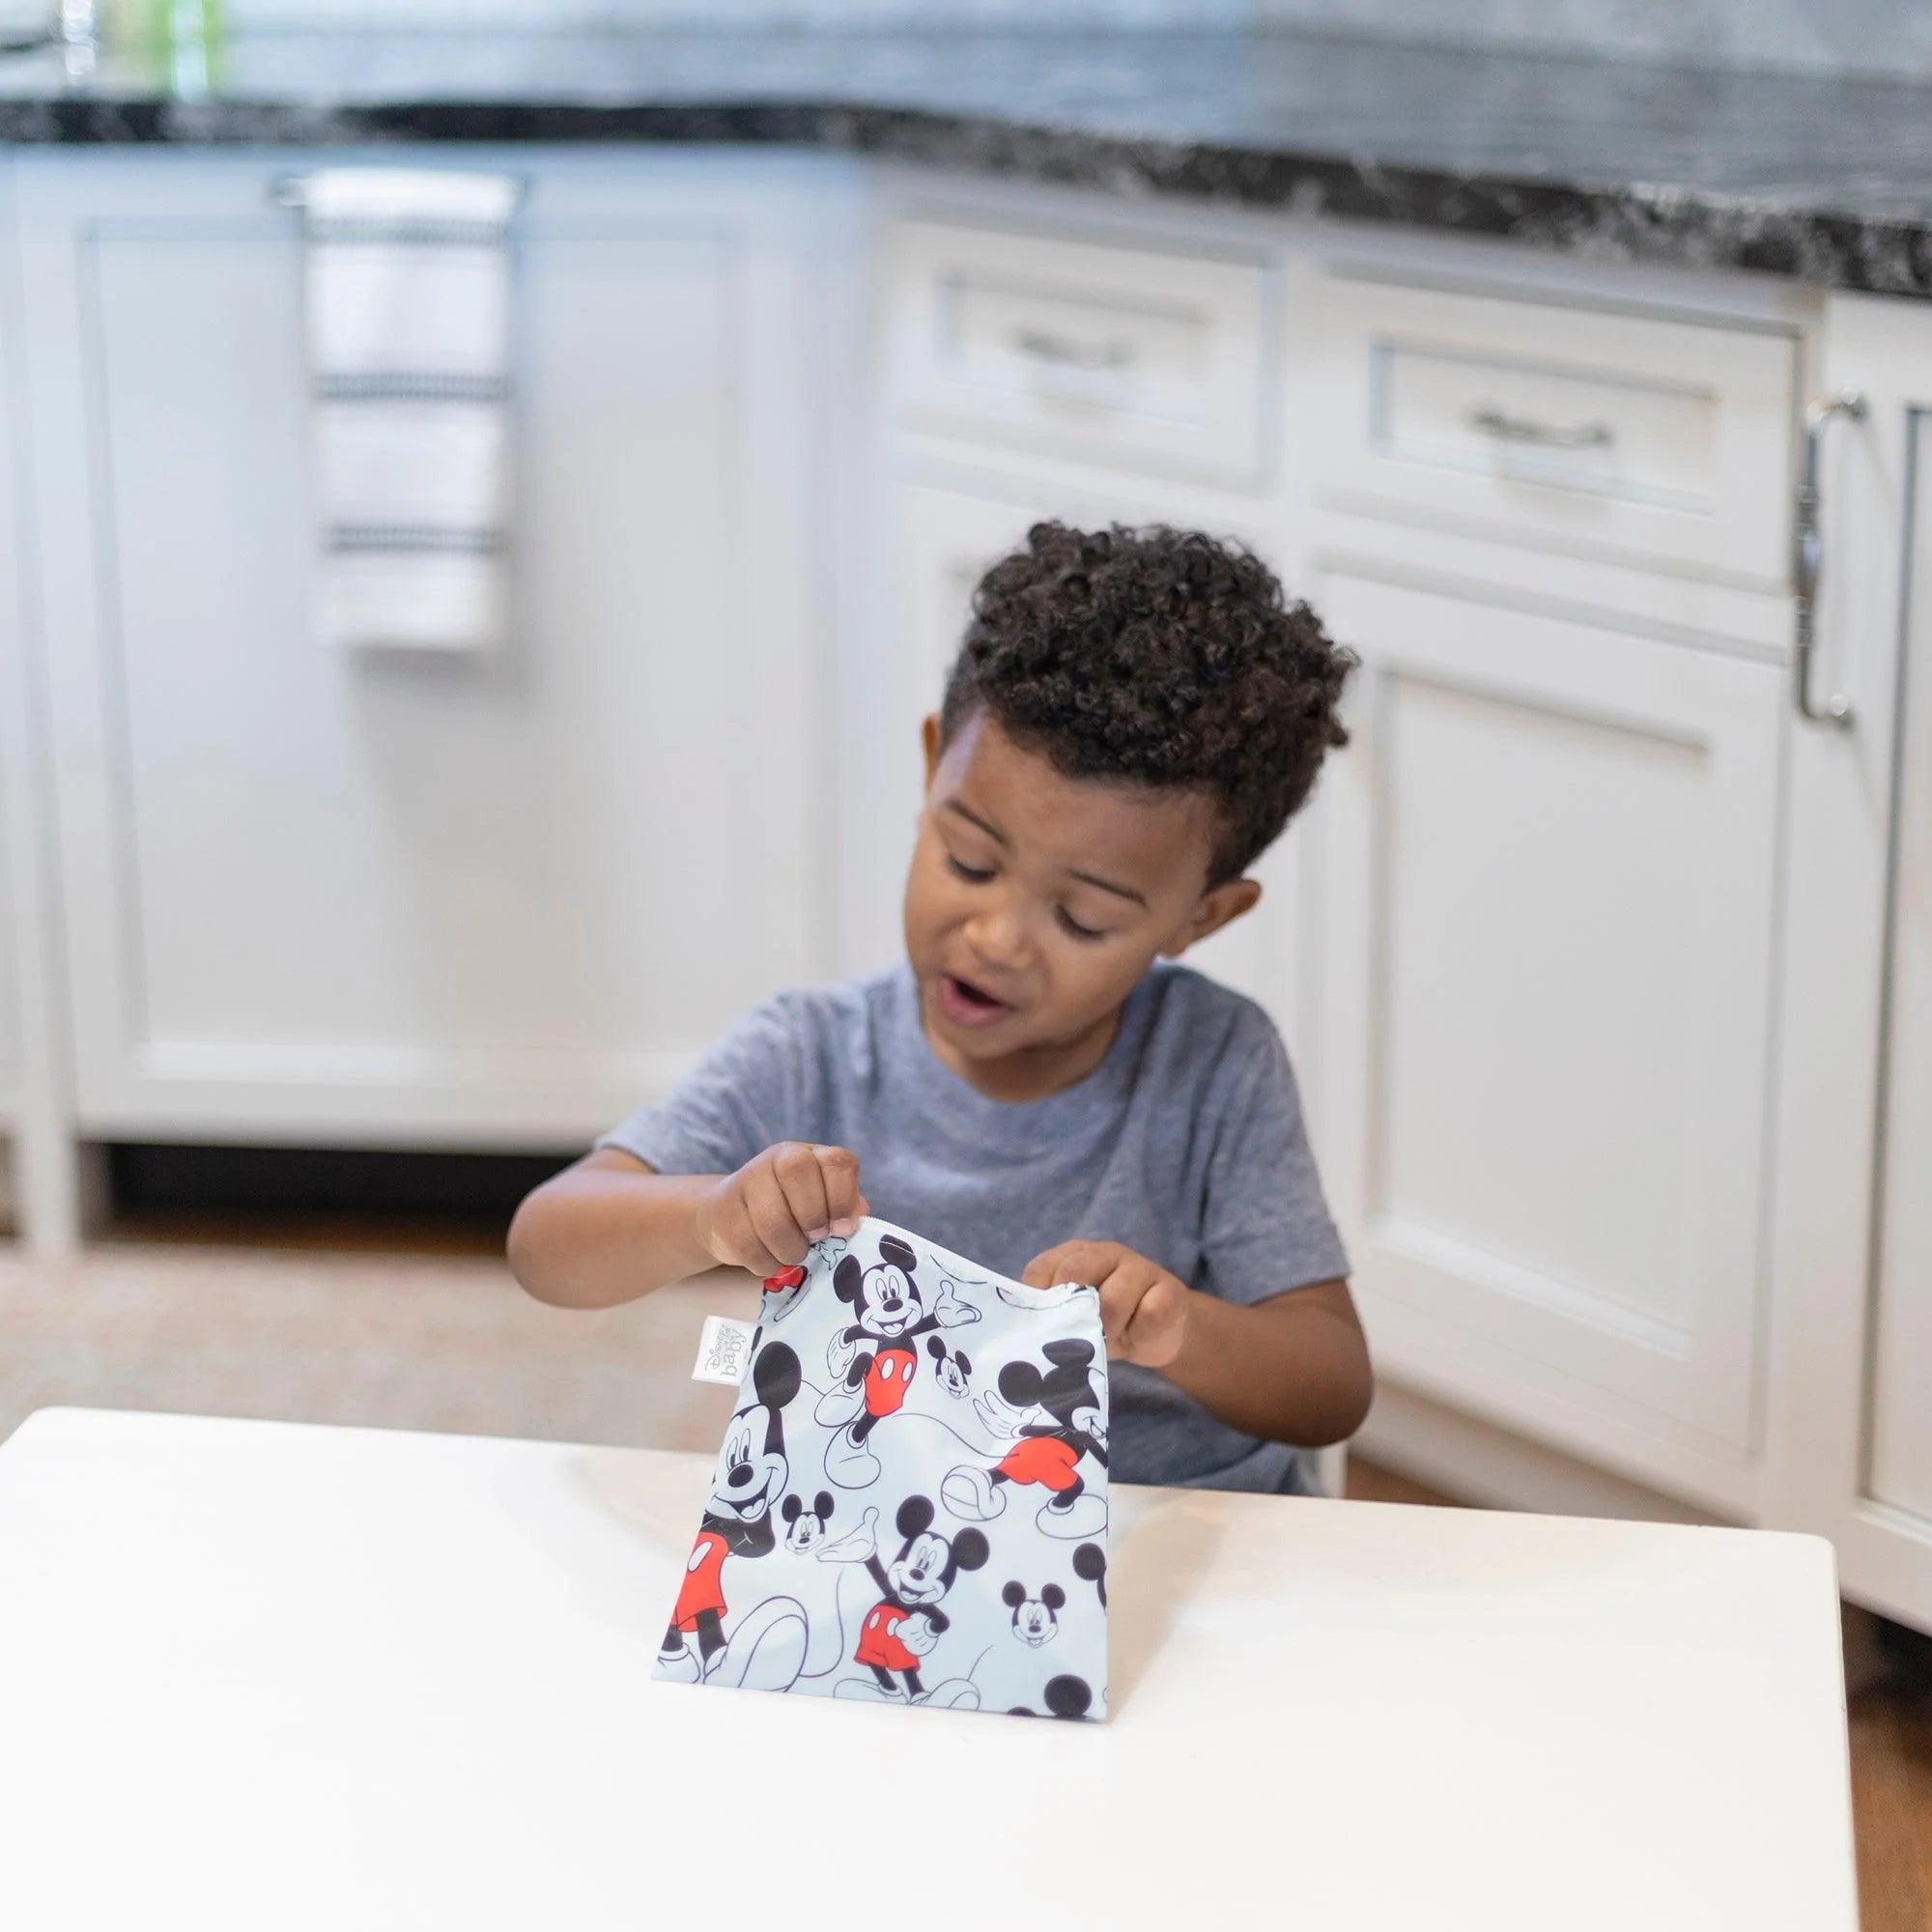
left=1199, top=1008, right=1350, bottom=1305
left=594, top=994, right=803, bottom=1177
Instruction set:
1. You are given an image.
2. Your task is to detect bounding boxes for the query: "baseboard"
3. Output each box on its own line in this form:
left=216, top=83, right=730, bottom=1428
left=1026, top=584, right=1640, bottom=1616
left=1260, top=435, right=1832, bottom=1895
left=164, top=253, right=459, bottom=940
left=1357, top=1380, right=1719, bottom=1526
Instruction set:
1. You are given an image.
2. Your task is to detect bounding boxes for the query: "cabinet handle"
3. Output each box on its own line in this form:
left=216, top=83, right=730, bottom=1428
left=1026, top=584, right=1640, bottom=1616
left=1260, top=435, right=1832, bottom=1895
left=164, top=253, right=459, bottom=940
left=1467, top=405, right=1614, bottom=451
left=1791, top=389, right=1867, bottom=730
left=1013, top=327, right=1134, bottom=373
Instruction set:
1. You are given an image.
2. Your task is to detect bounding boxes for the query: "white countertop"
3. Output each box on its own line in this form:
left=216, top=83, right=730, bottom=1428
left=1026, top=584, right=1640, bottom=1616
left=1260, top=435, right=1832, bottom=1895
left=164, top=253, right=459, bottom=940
left=0, top=1406, right=1858, bottom=1930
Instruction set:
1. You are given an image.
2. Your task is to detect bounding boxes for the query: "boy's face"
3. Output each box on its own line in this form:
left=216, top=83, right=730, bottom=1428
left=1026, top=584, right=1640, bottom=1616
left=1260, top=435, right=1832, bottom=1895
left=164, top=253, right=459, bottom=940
left=903, top=710, right=1260, bottom=1081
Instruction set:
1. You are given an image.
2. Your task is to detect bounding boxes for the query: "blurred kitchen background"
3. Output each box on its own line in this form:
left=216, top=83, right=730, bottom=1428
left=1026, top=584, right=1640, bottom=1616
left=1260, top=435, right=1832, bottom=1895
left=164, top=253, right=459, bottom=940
left=2, top=0, right=1932, bottom=1903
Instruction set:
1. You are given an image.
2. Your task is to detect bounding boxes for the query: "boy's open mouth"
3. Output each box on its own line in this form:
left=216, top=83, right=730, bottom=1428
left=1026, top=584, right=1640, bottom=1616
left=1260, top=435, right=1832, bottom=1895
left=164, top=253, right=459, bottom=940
left=938, top=972, right=1013, bottom=1029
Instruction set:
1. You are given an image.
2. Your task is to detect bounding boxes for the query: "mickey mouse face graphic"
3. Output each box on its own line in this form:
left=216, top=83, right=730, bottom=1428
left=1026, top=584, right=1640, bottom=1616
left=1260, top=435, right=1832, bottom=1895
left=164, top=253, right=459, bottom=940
left=836, top=1233, right=925, bottom=1340
left=887, top=1500, right=987, bottom=1608
left=891, top=1529, right=957, bottom=1605
left=707, top=1343, right=800, bottom=1525
left=781, top=1491, right=834, bottom=1552
left=926, top=1334, right=972, bottom=1398
left=1002, top=1580, right=1065, bottom=1648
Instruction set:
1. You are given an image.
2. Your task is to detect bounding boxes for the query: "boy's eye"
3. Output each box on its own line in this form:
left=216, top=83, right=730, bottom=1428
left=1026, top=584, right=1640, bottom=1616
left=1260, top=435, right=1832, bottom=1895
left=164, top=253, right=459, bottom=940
left=1056, top=907, right=1106, bottom=942
left=946, top=856, right=996, bottom=885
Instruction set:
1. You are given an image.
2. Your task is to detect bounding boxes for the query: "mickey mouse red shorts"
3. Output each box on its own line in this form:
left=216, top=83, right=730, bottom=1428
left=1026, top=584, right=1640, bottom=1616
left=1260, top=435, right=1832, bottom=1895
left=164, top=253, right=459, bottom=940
left=995, top=1436, right=1082, bottom=1492
left=672, top=1528, right=729, bottom=1630
left=864, top=1345, right=918, bottom=1418
left=854, top=1603, right=919, bottom=1673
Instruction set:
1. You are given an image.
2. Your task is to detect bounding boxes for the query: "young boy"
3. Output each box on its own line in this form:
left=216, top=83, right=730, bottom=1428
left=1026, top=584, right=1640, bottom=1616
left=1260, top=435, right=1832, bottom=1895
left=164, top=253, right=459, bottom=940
left=509, top=522, right=1371, bottom=1495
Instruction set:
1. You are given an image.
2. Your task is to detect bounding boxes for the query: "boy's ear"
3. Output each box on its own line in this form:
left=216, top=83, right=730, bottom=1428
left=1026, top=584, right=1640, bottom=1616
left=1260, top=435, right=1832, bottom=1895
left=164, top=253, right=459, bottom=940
left=920, top=712, right=942, bottom=786
left=1160, top=875, right=1263, bottom=958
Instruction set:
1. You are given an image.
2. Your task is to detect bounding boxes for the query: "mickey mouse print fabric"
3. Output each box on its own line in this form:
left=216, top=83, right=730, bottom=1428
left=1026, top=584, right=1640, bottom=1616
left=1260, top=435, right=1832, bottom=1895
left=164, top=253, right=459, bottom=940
left=655, top=1217, right=1109, bottom=1719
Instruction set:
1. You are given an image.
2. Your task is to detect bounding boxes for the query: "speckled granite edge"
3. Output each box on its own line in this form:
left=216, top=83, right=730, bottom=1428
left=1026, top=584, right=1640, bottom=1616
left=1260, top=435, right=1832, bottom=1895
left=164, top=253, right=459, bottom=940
left=4, top=91, right=1929, bottom=299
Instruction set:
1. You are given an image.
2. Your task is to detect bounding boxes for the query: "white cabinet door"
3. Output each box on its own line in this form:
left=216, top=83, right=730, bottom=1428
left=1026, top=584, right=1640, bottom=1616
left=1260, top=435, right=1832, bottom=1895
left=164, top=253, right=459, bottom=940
left=1868, top=408, right=1932, bottom=1530
left=848, top=473, right=1297, bottom=1025
left=17, top=152, right=836, bottom=1147
left=1761, top=295, right=1932, bottom=1630
left=0, top=160, right=21, bottom=1131
left=0, top=778, right=16, bottom=1122
left=1316, top=569, right=1784, bottom=1509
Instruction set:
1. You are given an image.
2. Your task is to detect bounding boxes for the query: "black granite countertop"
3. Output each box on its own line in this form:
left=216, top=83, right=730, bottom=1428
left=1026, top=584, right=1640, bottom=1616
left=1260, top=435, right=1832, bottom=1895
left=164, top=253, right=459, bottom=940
left=5, top=27, right=1932, bottom=297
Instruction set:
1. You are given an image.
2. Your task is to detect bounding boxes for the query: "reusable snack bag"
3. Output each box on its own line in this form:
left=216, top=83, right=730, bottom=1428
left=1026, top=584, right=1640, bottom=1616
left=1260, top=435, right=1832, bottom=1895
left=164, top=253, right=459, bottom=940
left=655, top=1216, right=1109, bottom=1719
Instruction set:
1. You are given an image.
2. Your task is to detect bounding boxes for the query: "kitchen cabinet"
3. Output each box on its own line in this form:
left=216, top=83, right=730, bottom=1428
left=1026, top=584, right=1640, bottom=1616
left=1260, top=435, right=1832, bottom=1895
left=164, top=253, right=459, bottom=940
left=867, top=188, right=1827, bottom=1521
left=1294, top=248, right=1810, bottom=1519
left=0, top=164, right=20, bottom=1142
left=1303, top=270, right=1800, bottom=589
left=879, top=214, right=1277, bottom=490
left=11, top=145, right=1932, bottom=1621
left=0, top=157, right=80, bottom=1253
left=14, top=149, right=845, bottom=1151
left=0, top=405, right=24, bottom=1201
left=1311, top=567, right=1785, bottom=1512
left=1868, top=407, right=1932, bottom=1528
left=1768, top=293, right=1932, bottom=1631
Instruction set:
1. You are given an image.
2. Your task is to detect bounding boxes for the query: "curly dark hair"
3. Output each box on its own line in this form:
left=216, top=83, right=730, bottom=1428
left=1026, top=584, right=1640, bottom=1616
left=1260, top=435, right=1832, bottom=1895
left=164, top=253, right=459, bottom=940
left=939, top=522, right=1355, bottom=885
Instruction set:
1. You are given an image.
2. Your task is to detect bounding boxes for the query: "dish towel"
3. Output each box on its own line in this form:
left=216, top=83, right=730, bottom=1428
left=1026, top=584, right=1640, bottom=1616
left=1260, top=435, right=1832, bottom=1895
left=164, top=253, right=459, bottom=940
left=294, top=168, right=520, bottom=651
left=657, top=1217, right=1110, bottom=1720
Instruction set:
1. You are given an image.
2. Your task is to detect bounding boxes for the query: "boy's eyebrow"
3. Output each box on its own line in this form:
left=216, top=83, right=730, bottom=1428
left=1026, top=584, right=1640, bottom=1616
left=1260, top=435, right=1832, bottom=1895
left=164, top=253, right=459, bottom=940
left=945, top=795, right=1149, bottom=907
left=1066, top=867, right=1148, bottom=908
left=943, top=799, right=1009, bottom=846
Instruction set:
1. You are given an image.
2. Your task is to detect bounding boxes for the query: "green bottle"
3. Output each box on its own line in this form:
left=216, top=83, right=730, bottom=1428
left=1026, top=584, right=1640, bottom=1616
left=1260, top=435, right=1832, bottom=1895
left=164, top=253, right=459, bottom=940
left=115, top=0, right=223, bottom=95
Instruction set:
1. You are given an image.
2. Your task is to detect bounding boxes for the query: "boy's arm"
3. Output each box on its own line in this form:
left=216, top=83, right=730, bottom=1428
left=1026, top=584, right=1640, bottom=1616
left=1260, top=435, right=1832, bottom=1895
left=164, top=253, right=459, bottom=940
left=1159, top=1278, right=1372, bottom=1448
left=508, top=1143, right=867, bottom=1310
left=507, top=1150, right=715, bottom=1309
left=1023, top=1241, right=1372, bottom=1448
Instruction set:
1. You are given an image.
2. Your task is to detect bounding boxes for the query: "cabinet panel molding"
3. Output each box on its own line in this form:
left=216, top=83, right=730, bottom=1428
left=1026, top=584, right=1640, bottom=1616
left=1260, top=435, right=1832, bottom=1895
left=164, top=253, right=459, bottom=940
left=18, top=152, right=840, bottom=1144
left=1318, top=566, right=1783, bottom=1485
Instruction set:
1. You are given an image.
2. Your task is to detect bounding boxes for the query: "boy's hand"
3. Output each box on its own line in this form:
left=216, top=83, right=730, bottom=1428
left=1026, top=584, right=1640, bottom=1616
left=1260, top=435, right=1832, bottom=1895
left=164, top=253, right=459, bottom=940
left=694, top=1143, right=869, bottom=1275
left=1022, top=1240, right=1192, bottom=1369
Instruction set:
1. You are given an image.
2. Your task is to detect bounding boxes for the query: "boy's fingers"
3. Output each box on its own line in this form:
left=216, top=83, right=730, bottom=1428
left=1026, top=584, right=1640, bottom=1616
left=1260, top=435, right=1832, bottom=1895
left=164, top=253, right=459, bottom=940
left=1024, top=1240, right=1122, bottom=1290
left=1021, top=1243, right=1075, bottom=1289
left=714, top=1192, right=783, bottom=1277
left=1122, top=1273, right=1184, bottom=1364
left=770, top=1143, right=832, bottom=1242
left=1059, top=1241, right=1122, bottom=1288
left=1096, top=1267, right=1142, bottom=1352
left=811, top=1147, right=867, bottom=1232
left=1102, top=1260, right=1179, bottom=1358
left=741, top=1161, right=810, bottom=1268
left=811, top=1144, right=866, bottom=1221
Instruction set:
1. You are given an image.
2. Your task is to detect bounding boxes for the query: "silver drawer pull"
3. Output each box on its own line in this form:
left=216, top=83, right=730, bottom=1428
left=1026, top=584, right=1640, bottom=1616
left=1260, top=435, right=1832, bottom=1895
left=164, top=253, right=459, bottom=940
left=1790, top=388, right=1867, bottom=729
left=1013, top=327, right=1134, bottom=373
left=1467, top=405, right=1615, bottom=451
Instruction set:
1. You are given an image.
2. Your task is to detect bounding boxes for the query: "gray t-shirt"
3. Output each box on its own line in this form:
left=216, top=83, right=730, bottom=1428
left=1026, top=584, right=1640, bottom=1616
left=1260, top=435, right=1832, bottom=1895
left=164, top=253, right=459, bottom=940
left=599, top=961, right=1350, bottom=1496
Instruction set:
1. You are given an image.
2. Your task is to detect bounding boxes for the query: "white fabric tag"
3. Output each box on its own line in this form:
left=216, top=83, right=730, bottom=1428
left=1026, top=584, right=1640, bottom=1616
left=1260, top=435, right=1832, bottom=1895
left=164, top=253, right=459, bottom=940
left=691, top=1315, right=757, bottom=1387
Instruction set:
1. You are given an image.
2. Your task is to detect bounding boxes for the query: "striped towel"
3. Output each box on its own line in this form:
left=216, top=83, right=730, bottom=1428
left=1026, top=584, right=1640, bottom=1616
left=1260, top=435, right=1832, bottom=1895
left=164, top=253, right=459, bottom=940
left=296, top=169, right=520, bottom=651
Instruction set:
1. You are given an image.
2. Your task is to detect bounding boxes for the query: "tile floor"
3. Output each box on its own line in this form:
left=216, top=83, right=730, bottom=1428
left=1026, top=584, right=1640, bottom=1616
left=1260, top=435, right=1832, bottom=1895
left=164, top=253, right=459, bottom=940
left=1, top=1230, right=1925, bottom=1929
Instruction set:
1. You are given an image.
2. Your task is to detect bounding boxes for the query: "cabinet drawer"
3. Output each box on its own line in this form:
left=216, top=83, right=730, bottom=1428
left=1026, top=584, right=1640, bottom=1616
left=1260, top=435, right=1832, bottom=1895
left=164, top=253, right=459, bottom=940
left=882, top=218, right=1273, bottom=486
left=1307, top=273, right=1800, bottom=588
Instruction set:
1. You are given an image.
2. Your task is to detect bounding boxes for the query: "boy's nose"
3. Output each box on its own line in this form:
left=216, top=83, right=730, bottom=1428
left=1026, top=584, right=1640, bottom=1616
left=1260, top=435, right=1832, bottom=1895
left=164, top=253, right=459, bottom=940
left=962, top=901, right=1032, bottom=972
